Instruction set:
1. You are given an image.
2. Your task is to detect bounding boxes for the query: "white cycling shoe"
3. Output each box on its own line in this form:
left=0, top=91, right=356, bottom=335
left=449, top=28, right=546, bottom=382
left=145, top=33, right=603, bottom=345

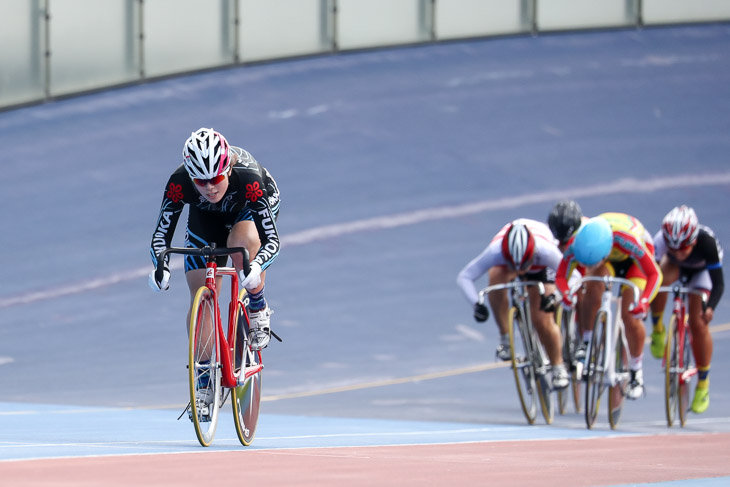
left=627, top=369, right=644, bottom=400
left=552, top=364, right=570, bottom=390
left=495, top=344, right=511, bottom=361
left=248, top=306, right=272, bottom=350
left=190, top=388, right=214, bottom=422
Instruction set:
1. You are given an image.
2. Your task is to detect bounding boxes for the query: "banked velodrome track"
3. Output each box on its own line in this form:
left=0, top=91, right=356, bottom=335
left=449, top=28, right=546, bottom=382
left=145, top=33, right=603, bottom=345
left=1, top=24, right=730, bottom=486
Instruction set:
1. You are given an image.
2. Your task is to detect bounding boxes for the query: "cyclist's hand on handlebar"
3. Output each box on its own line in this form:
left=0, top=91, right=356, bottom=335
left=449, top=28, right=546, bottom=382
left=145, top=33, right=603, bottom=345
left=148, top=267, right=170, bottom=292
left=473, top=302, right=489, bottom=322
left=540, top=292, right=559, bottom=313
left=560, top=293, right=573, bottom=311
left=239, top=262, right=262, bottom=291
left=630, top=297, right=649, bottom=319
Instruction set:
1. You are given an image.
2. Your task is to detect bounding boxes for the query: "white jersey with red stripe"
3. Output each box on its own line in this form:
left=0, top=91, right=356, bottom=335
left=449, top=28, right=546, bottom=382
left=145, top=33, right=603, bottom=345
left=457, top=219, right=563, bottom=304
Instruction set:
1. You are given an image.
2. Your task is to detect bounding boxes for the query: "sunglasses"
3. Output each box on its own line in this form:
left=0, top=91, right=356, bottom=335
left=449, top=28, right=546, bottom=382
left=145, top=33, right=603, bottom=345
left=193, top=174, right=226, bottom=186
left=670, top=243, right=693, bottom=252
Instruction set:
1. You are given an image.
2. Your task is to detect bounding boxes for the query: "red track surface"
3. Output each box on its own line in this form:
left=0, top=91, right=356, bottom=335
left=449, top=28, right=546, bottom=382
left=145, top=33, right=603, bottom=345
left=4, top=433, right=729, bottom=487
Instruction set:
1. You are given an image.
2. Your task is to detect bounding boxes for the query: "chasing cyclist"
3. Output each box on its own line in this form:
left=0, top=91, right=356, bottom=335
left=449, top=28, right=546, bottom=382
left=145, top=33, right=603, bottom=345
left=148, top=127, right=281, bottom=352
left=649, top=205, right=724, bottom=413
left=548, top=200, right=585, bottom=253
left=555, top=213, right=662, bottom=400
left=547, top=200, right=589, bottom=363
left=457, top=219, right=569, bottom=390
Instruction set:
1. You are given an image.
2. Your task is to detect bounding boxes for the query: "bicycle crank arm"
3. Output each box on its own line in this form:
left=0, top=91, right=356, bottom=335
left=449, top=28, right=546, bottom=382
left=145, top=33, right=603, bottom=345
left=681, top=367, right=698, bottom=382
left=237, top=364, right=264, bottom=386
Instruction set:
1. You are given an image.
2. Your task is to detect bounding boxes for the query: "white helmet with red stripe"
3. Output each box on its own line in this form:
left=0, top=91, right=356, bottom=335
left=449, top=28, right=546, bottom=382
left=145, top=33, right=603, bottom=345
left=661, top=205, right=699, bottom=250
left=501, top=222, right=536, bottom=271
left=182, top=128, right=231, bottom=180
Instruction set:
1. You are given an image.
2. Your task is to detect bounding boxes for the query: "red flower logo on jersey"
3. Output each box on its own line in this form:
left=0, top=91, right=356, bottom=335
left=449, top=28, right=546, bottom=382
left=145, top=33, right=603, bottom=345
left=246, top=182, right=263, bottom=202
left=166, top=183, right=184, bottom=203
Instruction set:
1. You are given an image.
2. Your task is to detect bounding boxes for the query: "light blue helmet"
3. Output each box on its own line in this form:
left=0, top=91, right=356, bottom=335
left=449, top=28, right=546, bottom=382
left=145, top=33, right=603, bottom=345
left=571, top=217, right=613, bottom=266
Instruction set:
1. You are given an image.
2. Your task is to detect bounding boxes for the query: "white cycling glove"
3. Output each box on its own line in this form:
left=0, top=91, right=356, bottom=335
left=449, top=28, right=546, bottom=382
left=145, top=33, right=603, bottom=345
left=148, top=268, right=170, bottom=292
left=239, top=262, right=262, bottom=291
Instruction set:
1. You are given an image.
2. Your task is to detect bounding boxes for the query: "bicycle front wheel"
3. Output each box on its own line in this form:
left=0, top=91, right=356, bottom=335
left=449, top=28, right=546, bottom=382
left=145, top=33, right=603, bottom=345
left=232, top=289, right=263, bottom=446
left=536, top=366, right=554, bottom=425
left=559, top=306, right=582, bottom=414
left=664, top=314, right=679, bottom=427
left=556, top=307, right=568, bottom=416
left=585, top=310, right=607, bottom=429
left=677, top=319, right=692, bottom=427
left=189, top=286, right=222, bottom=447
left=608, top=327, right=629, bottom=430
left=508, top=306, right=538, bottom=425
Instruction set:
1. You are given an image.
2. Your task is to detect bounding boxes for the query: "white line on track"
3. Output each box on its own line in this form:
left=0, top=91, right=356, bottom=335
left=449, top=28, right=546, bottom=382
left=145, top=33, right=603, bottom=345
left=1, top=171, right=729, bottom=309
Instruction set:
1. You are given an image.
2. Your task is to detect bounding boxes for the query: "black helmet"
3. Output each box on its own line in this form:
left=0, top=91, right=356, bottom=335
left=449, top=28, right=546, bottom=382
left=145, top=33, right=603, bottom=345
left=548, top=200, right=583, bottom=244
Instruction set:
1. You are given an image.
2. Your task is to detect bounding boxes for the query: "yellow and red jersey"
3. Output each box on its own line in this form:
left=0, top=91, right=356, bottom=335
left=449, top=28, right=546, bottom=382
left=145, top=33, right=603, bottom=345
left=556, top=212, right=662, bottom=303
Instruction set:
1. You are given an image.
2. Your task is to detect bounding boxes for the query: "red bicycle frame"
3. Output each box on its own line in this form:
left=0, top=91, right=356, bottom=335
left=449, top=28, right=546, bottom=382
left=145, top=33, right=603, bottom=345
left=203, top=261, right=263, bottom=389
left=662, top=286, right=698, bottom=384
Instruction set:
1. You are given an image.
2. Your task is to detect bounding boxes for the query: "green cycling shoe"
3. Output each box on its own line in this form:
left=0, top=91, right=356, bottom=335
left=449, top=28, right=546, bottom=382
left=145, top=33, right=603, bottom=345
left=650, top=330, right=665, bottom=359
left=691, top=387, right=709, bottom=414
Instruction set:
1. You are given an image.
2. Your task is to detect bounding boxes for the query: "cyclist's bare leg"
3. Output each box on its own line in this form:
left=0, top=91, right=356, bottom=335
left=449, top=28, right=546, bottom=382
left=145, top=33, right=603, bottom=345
left=650, top=258, right=679, bottom=323
left=486, top=266, right=512, bottom=337
left=227, top=220, right=265, bottom=294
left=228, top=220, right=272, bottom=349
left=689, top=292, right=712, bottom=369
left=620, top=286, right=646, bottom=361
left=529, top=284, right=563, bottom=366
left=578, top=264, right=608, bottom=337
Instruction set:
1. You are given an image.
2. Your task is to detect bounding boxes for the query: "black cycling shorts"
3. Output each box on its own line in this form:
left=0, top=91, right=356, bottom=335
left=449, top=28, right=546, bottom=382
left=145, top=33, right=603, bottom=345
left=183, top=179, right=280, bottom=272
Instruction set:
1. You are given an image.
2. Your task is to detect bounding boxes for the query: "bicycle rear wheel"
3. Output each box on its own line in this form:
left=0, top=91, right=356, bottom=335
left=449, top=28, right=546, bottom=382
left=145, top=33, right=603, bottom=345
left=664, top=314, right=679, bottom=427
left=232, top=289, right=263, bottom=446
left=585, top=310, right=607, bottom=429
left=508, top=306, right=538, bottom=425
left=608, top=326, right=629, bottom=429
left=189, top=286, right=222, bottom=447
left=677, top=319, right=692, bottom=427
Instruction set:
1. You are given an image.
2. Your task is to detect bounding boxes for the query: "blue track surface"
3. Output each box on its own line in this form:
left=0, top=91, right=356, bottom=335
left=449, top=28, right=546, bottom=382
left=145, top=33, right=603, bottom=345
left=1, top=24, right=730, bottom=485
left=0, top=402, right=643, bottom=461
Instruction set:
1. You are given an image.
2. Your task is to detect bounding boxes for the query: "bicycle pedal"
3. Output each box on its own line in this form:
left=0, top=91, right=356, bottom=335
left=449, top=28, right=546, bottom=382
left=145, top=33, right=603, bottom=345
left=189, top=403, right=212, bottom=423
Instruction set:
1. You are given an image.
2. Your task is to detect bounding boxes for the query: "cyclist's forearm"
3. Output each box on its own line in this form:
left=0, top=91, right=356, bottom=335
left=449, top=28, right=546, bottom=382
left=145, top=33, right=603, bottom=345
left=150, top=202, right=183, bottom=266
left=707, top=266, right=724, bottom=310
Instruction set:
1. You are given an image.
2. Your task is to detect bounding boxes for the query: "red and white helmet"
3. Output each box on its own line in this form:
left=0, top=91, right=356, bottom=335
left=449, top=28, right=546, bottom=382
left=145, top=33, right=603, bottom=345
left=502, top=222, right=536, bottom=271
left=661, top=205, right=699, bottom=250
left=182, top=128, right=231, bottom=180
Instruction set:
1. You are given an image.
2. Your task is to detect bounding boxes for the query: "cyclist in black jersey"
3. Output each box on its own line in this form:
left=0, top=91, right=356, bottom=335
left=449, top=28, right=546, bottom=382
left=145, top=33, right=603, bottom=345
left=148, top=128, right=281, bottom=351
left=649, top=205, right=724, bottom=414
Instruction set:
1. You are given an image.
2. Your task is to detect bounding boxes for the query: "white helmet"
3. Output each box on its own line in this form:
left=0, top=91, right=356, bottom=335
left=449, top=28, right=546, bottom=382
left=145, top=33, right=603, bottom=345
left=501, top=222, right=536, bottom=271
left=182, top=128, right=231, bottom=180
left=662, top=205, right=699, bottom=250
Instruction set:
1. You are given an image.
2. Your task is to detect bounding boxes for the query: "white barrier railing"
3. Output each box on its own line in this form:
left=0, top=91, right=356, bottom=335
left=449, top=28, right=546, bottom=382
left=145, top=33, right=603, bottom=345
left=1, top=0, right=728, bottom=110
